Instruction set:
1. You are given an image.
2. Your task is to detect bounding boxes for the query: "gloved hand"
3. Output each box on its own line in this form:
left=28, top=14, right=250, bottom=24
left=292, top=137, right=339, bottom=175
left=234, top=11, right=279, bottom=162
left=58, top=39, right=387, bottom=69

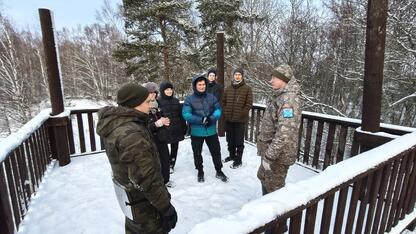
left=202, top=116, right=212, bottom=126
left=161, top=204, right=178, bottom=232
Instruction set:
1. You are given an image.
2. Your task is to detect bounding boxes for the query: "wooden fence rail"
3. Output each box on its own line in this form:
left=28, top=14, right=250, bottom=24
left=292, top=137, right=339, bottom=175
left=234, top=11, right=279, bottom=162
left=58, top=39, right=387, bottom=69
left=247, top=107, right=413, bottom=171
left=249, top=137, right=416, bottom=234
left=0, top=122, right=52, bottom=233
left=189, top=131, right=416, bottom=234
left=68, top=108, right=102, bottom=155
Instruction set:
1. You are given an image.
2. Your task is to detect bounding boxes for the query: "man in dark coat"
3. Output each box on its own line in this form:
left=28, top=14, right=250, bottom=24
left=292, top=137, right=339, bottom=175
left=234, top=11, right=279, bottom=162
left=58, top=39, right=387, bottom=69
left=97, top=83, right=177, bottom=234
left=222, top=68, right=253, bottom=168
left=182, top=75, right=228, bottom=183
left=206, top=68, right=223, bottom=103
left=157, top=81, right=186, bottom=173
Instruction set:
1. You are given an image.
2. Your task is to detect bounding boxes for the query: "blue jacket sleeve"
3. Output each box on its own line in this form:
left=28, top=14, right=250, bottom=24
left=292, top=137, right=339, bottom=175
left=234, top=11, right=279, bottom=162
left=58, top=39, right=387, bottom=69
left=182, top=97, right=203, bottom=124
left=210, top=96, right=222, bottom=121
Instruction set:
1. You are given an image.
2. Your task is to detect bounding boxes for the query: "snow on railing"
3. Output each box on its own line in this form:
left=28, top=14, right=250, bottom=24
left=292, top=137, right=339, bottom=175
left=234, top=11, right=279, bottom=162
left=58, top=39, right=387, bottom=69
left=302, top=111, right=416, bottom=133
left=0, top=109, right=51, bottom=163
left=189, top=130, right=416, bottom=234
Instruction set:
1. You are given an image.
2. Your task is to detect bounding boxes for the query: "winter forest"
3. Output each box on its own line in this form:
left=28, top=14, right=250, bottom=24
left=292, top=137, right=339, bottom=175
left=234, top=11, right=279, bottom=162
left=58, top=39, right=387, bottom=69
left=0, top=0, right=415, bottom=137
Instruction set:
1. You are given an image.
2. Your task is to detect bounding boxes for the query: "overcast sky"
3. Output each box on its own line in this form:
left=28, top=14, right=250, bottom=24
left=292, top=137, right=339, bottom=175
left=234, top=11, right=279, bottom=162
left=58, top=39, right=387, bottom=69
left=1, top=0, right=121, bottom=30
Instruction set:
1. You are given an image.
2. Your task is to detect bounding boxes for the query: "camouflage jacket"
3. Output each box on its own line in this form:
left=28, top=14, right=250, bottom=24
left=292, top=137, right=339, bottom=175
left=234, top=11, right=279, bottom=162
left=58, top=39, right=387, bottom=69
left=257, top=79, right=302, bottom=179
left=96, top=106, right=171, bottom=214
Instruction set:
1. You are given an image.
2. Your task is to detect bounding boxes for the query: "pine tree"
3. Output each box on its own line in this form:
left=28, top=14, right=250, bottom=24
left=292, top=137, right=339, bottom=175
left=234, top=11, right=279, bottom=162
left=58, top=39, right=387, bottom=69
left=197, top=0, right=246, bottom=67
left=114, top=0, right=196, bottom=82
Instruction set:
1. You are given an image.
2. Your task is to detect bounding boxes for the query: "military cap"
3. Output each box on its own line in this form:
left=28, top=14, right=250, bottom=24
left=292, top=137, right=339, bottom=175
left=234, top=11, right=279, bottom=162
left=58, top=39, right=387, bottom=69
left=272, top=64, right=293, bottom=83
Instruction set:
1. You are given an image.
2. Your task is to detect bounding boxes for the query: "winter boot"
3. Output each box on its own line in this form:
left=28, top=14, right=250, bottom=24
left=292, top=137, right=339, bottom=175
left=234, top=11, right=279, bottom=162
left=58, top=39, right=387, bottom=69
left=223, top=156, right=234, bottom=163
left=230, top=160, right=242, bottom=169
left=197, top=169, right=204, bottom=183
left=223, top=149, right=235, bottom=163
left=215, top=170, right=228, bottom=182
left=231, top=152, right=242, bottom=169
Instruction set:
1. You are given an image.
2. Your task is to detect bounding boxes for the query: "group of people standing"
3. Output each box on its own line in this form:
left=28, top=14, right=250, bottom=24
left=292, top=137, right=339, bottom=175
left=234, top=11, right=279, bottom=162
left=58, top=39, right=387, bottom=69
left=96, top=64, right=301, bottom=234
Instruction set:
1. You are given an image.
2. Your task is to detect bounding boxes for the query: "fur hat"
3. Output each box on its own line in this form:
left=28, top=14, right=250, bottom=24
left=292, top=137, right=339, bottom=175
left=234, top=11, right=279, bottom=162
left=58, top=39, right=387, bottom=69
left=143, top=82, right=159, bottom=93
left=117, top=83, right=149, bottom=108
left=272, top=64, right=293, bottom=83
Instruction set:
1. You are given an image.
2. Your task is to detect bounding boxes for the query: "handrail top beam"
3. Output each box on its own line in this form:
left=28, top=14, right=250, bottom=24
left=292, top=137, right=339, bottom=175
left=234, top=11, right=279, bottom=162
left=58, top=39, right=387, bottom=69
left=0, top=109, right=51, bottom=163
left=189, top=131, right=416, bottom=234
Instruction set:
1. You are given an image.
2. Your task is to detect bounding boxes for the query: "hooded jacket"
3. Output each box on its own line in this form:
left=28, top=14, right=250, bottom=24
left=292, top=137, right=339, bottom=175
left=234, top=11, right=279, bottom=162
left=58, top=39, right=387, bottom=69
left=182, top=76, right=222, bottom=137
left=96, top=106, right=171, bottom=217
left=157, top=81, right=186, bottom=143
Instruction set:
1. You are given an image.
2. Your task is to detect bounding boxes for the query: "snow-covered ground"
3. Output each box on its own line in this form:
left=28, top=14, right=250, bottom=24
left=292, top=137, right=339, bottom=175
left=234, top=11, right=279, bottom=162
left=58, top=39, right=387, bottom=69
left=17, top=138, right=316, bottom=234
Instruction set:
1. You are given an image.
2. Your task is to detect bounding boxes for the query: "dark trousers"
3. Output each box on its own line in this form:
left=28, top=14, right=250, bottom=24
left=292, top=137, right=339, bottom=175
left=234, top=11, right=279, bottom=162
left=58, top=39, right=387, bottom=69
left=225, top=121, right=246, bottom=161
left=155, top=139, right=170, bottom=183
left=191, top=134, right=223, bottom=171
left=169, top=142, right=179, bottom=168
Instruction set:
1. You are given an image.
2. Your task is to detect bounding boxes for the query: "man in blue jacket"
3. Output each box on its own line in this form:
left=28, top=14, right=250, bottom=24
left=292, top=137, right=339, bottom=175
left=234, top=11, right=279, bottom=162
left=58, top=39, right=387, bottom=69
left=182, top=75, right=228, bottom=183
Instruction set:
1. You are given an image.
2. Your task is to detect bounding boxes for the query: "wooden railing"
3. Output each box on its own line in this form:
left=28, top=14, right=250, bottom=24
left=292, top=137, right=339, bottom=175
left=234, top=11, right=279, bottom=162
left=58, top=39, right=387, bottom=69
left=296, top=111, right=413, bottom=170
left=245, top=104, right=266, bottom=143
left=247, top=106, right=414, bottom=171
left=67, top=108, right=103, bottom=155
left=189, top=131, right=416, bottom=234
left=67, top=105, right=414, bottom=170
left=250, top=132, right=416, bottom=234
left=0, top=112, right=52, bottom=233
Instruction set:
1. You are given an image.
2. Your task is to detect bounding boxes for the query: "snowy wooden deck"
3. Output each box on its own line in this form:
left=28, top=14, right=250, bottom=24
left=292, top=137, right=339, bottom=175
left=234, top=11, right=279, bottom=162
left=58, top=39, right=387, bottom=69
left=16, top=138, right=316, bottom=234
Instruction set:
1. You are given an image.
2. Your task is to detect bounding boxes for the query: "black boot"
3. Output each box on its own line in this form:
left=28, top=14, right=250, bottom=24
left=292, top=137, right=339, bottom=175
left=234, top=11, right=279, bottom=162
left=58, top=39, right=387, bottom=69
left=197, top=169, right=204, bottom=183
left=231, top=152, right=242, bottom=169
left=215, top=170, right=228, bottom=182
left=230, top=160, right=242, bottom=169
left=223, top=149, right=235, bottom=163
left=223, top=156, right=234, bottom=163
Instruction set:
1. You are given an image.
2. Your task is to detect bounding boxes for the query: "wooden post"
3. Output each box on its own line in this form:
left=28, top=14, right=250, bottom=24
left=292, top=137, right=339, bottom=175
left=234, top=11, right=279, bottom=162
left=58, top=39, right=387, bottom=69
left=39, top=8, right=64, bottom=115
left=39, top=8, right=71, bottom=166
left=361, top=0, right=388, bottom=133
left=359, top=0, right=388, bottom=152
left=217, top=31, right=225, bottom=137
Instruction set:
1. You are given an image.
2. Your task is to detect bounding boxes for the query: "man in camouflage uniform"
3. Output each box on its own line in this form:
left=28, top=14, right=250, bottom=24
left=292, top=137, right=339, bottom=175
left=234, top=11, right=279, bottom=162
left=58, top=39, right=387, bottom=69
left=97, top=83, right=177, bottom=234
left=257, top=64, right=302, bottom=194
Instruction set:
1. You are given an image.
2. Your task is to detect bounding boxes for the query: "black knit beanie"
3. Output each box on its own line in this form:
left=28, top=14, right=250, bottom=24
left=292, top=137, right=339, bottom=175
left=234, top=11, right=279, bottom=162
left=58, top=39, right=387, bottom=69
left=117, top=83, right=149, bottom=108
left=207, top=68, right=216, bottom=76
left=233, top=67, right=244, bottom=77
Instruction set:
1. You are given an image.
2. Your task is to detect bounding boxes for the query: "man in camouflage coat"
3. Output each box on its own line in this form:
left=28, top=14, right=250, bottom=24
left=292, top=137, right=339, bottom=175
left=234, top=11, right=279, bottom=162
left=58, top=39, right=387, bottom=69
left=97, top=83, right=177, bottom=234
left=257, top=64, right=302, bottom=194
